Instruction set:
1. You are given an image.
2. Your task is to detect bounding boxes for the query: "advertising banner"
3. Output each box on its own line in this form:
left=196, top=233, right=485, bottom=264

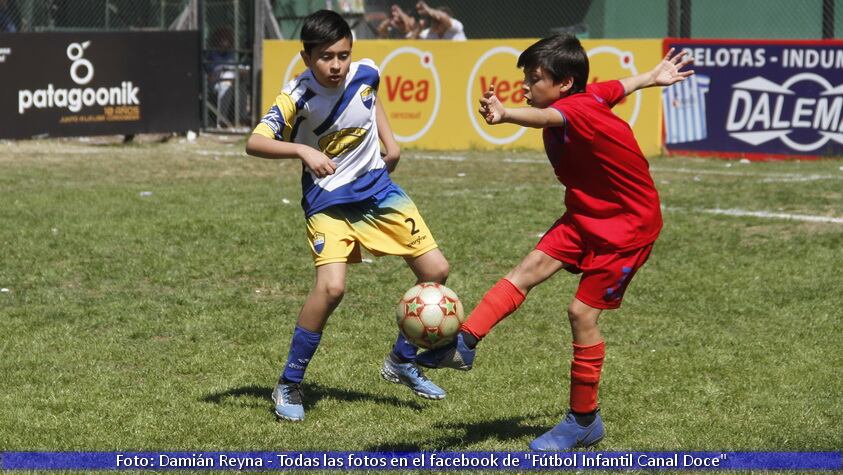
left=261, top=39, right=663, bottom=156
left=0, top=32, right=200, bottom=139
left=663, top=39, right=843, bottom=158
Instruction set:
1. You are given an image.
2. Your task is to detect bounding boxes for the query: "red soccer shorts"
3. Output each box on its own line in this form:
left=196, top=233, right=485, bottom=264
left=535, top=214, right=654, bottom=310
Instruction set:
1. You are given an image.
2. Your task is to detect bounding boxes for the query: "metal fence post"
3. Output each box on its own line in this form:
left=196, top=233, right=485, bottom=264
left=233, top=0, right=241, bottom=129
left=199, top=0, right=207, bottom=130
left=680, top=0, right=691, bottom=38
left=253, top=0, right=263, bottom=127
left=822, top=0, right=835, bottom=39
left=667, top=0, right=678, bottom=37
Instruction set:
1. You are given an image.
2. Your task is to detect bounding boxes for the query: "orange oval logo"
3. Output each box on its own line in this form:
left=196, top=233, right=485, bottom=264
left=380, top=47, right=440, bottom=142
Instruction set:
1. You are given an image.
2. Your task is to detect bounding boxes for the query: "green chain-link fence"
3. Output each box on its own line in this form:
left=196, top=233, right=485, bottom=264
left=354, top=0, right=840, bottom=40
left=4, top=0, right=839, bottom=38
left=201, top=0, right=254, bottom=131
left=1, top=0, right=839, bottom=133
left=4, top=0, right=189, bottom=31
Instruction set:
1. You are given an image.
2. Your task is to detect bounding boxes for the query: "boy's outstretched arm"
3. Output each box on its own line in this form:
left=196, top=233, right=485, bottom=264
left=620, top=48, right=695, bottom=96
left=478, top=86, right=565, bottom=129
left=375, top=99, right=400, bottom=173
left=245, top=134, right=337, bottom=178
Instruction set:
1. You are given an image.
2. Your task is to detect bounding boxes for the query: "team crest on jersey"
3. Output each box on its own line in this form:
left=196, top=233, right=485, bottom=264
left=359, top=86, right=375, bottom=109
left=318, top=127, right=368, bottom=158
left=312, top=233, right=325, bottom=254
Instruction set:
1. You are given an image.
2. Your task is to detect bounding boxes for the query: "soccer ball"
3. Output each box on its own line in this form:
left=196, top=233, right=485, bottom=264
left=396, top=282, right=465, bottom=349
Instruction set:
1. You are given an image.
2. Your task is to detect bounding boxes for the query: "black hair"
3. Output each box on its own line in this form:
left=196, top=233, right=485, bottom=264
left=301, top=10, right=353, bottom=55
left=517, top=34, right=589, bottom=94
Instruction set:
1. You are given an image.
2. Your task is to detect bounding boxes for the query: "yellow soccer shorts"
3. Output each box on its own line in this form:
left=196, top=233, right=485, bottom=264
left=305, top=185, right=438, bottom=266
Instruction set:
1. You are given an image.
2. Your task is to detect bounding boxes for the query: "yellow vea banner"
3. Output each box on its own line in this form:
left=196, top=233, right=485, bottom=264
left=262, top=39, right=663, bottom=156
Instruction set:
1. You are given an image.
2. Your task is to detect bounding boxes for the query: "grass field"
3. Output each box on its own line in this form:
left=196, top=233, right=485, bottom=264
left=1, top=135, right=841, bottom=461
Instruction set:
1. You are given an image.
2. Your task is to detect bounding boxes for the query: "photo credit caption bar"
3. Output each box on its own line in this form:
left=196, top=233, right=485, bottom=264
left=2, top=451, right=841, bottom=471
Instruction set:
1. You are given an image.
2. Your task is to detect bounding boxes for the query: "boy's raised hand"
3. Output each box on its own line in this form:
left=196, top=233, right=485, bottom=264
left=415, top=0, right=432, bottom=16
left=478, top=85, right=505, bottom=125
left=390, top=5, right=416, bottom=34
left=649, top=48, right=695, bottom=87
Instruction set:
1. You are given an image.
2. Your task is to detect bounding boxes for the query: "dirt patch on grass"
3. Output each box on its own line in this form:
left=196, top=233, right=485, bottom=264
left=0, top=135, right=289, bottom=183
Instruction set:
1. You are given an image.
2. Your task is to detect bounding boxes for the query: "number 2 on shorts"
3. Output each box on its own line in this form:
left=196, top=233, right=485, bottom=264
left=404, top=217, right=419, bottom=235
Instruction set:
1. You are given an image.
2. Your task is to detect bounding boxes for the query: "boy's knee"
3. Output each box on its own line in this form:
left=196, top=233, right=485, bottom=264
left=320, top=281, right=345, bottom=302
left=414, top=253, right=449, bottom=283
left=567, top=301, right=601, bottom=327
left=432, top=259, right=450, bottom=283
left=567, top=305, right=580, bottom=323
left=567, top=304, right=589, bottom=323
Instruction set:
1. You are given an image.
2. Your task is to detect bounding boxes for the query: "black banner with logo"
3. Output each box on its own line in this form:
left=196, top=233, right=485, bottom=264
left=0, top=31, right=200, bottom=139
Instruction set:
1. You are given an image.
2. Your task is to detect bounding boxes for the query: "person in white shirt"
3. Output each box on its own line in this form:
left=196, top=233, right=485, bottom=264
left=380, top=2, right=466, bottom=40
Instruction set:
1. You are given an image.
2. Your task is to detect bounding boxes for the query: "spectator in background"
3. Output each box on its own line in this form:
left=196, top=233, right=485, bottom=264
left=415, top=1, right=466, bottom=40
left=377, top=4, right=419, bottom=39
left=206, top=26, right=249, bottom=127
left=0, top=0, right=17, bottom=32
left=377, top=2, right=465, bottom=41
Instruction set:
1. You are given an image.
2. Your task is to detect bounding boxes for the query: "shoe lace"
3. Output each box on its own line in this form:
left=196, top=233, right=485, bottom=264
left=406, top=363, right=431, bottom=382
left=281, top=383, right=303, bottom=405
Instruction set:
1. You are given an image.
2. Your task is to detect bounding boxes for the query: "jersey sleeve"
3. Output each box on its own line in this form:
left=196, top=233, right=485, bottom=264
left=586, top=80, right=626, bottom=108
left=356, top=58, right=381, bottom=91
left=252, top=91, right=298, bottom=141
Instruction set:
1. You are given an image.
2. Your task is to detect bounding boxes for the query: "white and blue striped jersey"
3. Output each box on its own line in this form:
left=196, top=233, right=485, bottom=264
left=253, top=59, right=391, bottom=217
left=663, top=74, right=710, bottom=144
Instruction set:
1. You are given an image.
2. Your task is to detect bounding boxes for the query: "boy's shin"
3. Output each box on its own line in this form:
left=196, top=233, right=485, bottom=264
left=281, top=326, right=323, bottom=383
left=569, top=341, right=605, bottom=413
left=461, top=278, right=526, bottom=340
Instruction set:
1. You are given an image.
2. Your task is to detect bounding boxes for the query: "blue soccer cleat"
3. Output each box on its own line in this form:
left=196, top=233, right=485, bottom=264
left=529, top=410, right=605, bottom=451
left=415, top=332, right=475, bottom=371
left=380, top=356, right=446, bottom=400
left=272, top=382, right=305, bottom=421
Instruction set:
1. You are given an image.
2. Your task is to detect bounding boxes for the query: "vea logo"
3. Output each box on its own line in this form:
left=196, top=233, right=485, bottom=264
left=467, top=46, right=527, bottom=145
left=379, top=47, right=440, bottom=142
left=467, top=45, right=644, bottom=145
left=726, top=74, right=843, bottom=152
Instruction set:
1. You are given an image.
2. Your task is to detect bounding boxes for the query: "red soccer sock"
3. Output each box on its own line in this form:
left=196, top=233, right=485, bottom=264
left=569, top=341, right=605, bottom=413
left=461, top=278, right=526, bottom=341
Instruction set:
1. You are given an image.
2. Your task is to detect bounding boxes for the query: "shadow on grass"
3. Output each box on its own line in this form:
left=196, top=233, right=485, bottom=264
left=201, top=382, right=426, bottom=414
left=87, top=134, right=178, bottom=146
left=364, top=415, right=549, bottom=451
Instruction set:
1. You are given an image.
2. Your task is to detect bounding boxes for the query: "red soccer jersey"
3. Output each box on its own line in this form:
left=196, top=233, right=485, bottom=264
left=544, top=80, right=662, bottom=251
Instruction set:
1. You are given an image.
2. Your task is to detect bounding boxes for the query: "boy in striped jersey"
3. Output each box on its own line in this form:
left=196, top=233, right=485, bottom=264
left=246, top=10, right=450, bottom=421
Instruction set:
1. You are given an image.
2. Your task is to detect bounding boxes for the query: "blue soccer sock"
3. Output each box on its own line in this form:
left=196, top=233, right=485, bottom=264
left=391, top=332, right=418, bottom=363
left=280, top=326, right=322, bottom=384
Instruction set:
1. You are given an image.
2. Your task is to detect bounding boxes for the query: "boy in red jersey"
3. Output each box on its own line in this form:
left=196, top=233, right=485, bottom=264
left=417, top=35, right=693, bottom=450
